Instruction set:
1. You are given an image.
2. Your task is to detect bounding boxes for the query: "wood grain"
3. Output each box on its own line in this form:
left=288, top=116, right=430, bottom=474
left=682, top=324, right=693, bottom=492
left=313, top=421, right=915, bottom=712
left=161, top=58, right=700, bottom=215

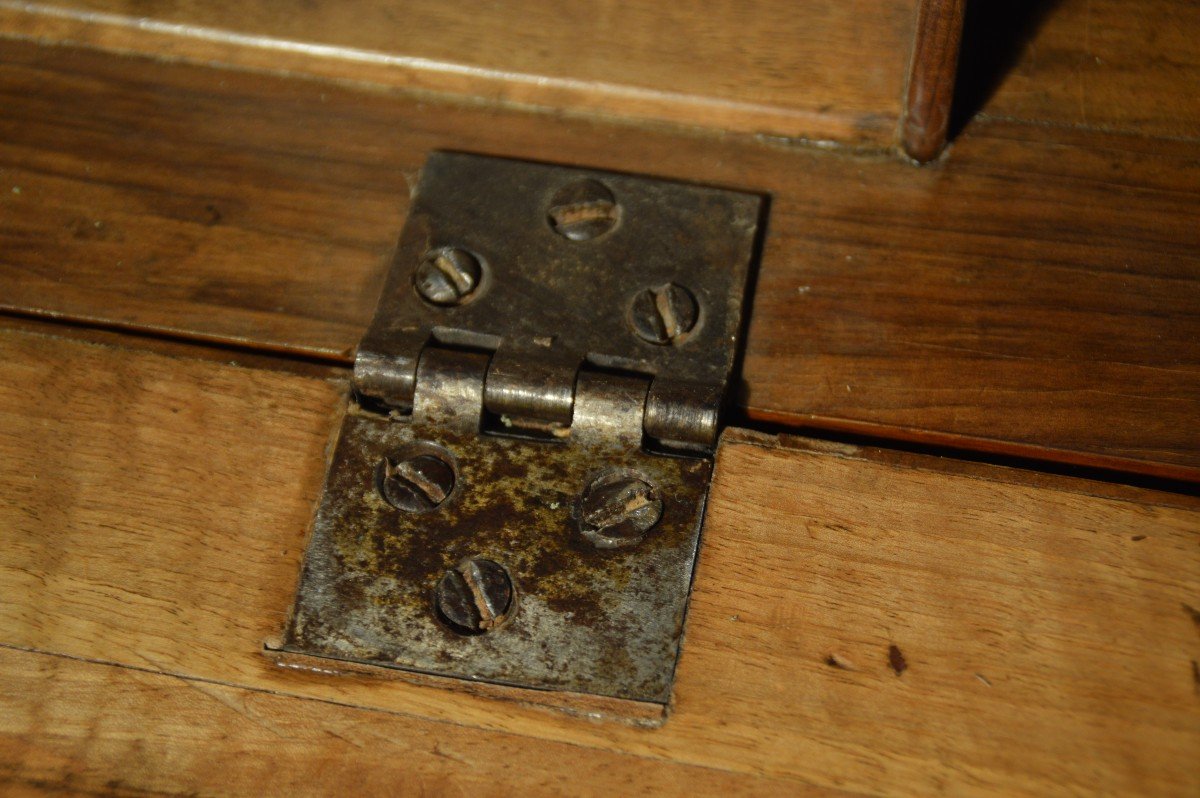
left=744, top=122, right=1200, bottom=481
left=0, top=0, right=919, bottom=146
left=975, top=0, right=1200, bottom=139
left=2, top=40, right=1198, bottom=479
left=1, top=325, right=1197, bottom=795
left=0, top=648, right=810, bottom=797
left=901, top=0, right=964, bottom=161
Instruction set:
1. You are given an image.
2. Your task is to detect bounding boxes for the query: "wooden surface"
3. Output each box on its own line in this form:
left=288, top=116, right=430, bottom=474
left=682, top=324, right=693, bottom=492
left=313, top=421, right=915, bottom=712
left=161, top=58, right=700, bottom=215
left=901, top=0, right=964, bottom=161
left=1, top=649, right=808, bottom=797
left=2, top=40, right=1198, bottom=479
left=0, top=0, right=921, bottom=147
left=1, top=5, right=1196, bottom=794
left=973, top=0, right=1200, bottom=139
left=1, top=323, right=1198, bottom=795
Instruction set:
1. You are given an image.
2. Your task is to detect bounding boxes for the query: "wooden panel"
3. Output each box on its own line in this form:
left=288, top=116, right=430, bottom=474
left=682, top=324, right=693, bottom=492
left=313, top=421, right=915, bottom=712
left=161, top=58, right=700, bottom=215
left=0, top=0, right=920, bottom=146
left=974, top=0, right=1200, bottom=139
left=0, top=648, right=807, bottom=797
left=0, top=40, right=403, bottom=359
left=3, top=41, right=1198, bottom=479
left=743, top=123, right=1200, bottom=481
left=1, top=325, right=1197, bottom=795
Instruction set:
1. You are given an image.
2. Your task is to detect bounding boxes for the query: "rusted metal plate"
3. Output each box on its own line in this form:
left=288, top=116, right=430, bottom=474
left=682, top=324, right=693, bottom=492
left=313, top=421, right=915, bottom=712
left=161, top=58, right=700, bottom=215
left=280, top=154, right=761, bottom=705
left=281, top=355, right=710, bottom=702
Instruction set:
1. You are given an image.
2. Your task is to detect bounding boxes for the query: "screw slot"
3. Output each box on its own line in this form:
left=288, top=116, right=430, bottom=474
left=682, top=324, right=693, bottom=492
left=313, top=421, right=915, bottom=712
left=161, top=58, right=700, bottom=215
left=629, top=282, right=699, bottom=345
left=547, top=179, right=619, bottom=241
left=414, top=247, right=483, bottom=306
left=577, top=471, right=664, bottom=548
left=435, top=558, right=515, bottom=635
left=375, top=447, right=456, bottom=513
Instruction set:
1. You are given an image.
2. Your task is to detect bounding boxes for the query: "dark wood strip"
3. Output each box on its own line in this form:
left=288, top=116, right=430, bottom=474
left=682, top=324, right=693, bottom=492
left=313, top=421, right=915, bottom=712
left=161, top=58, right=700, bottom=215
left=1, top=40, right=1197, bottom=479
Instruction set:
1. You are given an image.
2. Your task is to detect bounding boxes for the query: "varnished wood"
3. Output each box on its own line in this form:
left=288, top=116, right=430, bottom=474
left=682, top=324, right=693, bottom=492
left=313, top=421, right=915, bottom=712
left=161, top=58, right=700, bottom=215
left=0, top=0, right=923, bottom=147
left=980, top=0, right=1200, bottom=140
left=1, top=325, right=1197, bottom=795
left=744, top=122, right=1200, bottom=482
left=2, top=41, right=1197, bottom=479
left=901, top=0, right=964, bottom=161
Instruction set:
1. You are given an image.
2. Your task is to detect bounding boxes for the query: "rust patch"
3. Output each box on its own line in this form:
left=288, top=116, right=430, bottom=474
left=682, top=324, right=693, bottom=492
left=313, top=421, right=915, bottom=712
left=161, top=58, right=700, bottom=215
left=280, top=409, right=710, bottom=704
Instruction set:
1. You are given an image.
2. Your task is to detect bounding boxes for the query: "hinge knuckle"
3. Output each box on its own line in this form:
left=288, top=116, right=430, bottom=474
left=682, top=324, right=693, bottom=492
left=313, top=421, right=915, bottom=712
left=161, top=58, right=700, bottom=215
left=572, top=371, right=649, bottom=450
left=482, top=346, right=576, bottom=429
left=645, top=379, right=723, bottom=450
left=412, top=347, right=488, bottom=436
left=353, top=349, right=416, bottom=411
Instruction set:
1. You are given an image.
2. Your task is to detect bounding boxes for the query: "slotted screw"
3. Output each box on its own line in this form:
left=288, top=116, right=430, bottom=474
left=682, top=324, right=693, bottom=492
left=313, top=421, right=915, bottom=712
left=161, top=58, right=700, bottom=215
left=629, top=282, right=699, bottom=345
left=435, top=558, right=515, bottom=635
left=375, top=453, right=455, bottom=512
left=578, top=472, right=664, bottom=548
left=414, top=247, right=482, bottom=306
left=547, top=179, right=618, bottom=241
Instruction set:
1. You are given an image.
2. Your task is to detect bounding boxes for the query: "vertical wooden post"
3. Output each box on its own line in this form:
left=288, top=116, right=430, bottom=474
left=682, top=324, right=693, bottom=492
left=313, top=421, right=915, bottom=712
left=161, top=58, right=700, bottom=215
left=902, top=0, right=966, bottom=162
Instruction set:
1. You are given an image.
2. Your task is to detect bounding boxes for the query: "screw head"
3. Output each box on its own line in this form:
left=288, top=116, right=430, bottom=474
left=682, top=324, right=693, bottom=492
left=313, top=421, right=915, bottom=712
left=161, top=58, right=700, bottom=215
left=629, top=282, right=699, bottom=345
left=577, top=471, right=664, bottom=549
left=414, top=247, right=482, bottom=306
left=547, top=179, right=618, bottom=241
left=435, top=558, right=515, bottom=635
left=375, top=451, right=456, bottom=512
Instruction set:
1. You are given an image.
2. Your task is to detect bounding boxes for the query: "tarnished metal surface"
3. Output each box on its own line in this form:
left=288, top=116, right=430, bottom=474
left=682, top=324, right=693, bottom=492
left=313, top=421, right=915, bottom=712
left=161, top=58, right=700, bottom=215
left=283, top=154, right=762, bottom=705
left=353, top=152, right=761, bottom=449
left=283, top=349, right=711, bottom=702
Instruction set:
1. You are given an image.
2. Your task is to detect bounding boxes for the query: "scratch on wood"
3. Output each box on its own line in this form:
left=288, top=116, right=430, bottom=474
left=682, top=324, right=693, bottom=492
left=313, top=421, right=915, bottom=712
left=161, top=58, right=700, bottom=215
left=325, top=728, right=364, bottom=749
left=824, top=653, right=855, bottom=671
left=165, top=668, right=290, bottom=740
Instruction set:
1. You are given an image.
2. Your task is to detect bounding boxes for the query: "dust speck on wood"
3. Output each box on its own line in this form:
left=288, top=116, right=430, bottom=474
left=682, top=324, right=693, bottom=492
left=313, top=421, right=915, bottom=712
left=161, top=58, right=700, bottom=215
left=888, top=644, right=907, bottom=676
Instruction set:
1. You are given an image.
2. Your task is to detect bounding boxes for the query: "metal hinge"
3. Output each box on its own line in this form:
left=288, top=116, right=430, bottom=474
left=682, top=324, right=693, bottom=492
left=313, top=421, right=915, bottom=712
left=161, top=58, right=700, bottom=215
left=277, top=153, right=761, bottom=709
